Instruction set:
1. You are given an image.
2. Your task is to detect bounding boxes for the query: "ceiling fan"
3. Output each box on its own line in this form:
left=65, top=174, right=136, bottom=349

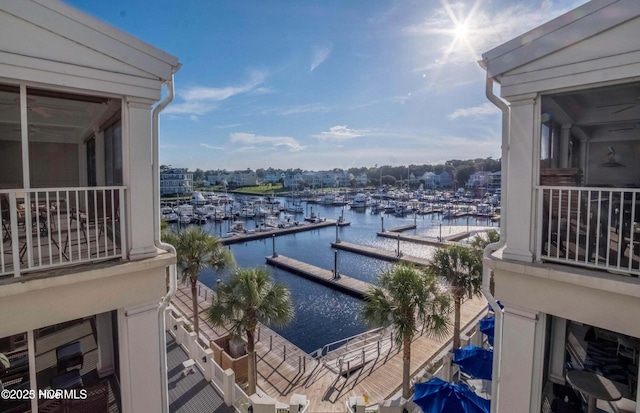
left=598, top=96, right=640, bottom=114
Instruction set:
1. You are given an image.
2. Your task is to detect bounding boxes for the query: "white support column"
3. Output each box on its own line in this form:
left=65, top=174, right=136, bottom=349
left=119, top=302, right=163, bottom=413
left=503, top=93, right=537, bottom=262
left=96, top=129, right=106, bottom=186
left=560, top=124, right=571, bottom=169
left=95, top=312, right=115, bottom=378
left=123, top=98, right=157, bottom=260
left=548, top=316, right=567, bottom=384
left=496, top=305, right=539, bottom=413
left=551, top=125, right=560, bottom=169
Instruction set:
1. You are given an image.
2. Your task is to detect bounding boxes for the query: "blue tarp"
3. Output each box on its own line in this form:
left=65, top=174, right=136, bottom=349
left=453, top=345, right=493, bottom=381
left=479, top=316, right=495, bottom=346
left=412, top=378, right=490, bottom=413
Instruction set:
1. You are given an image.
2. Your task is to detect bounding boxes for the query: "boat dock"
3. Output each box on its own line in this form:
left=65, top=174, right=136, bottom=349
left=330, top=241, right=431, bottom=267
left=265, top=255, right=371, bottom=299
left=376, top=230, right=470, bottom=246
left=172, top=281, right=489, bottom=413
left=384, top=224, right=417, bottom=232
left=220, top=218, right=343, bottom=245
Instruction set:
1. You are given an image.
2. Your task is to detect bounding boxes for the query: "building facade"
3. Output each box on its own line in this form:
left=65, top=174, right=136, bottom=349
left=161, top=168, right=193, bottom=196
left=0, top=1, right=179, bottom=412
left=482, top=1, right=640, bottom=412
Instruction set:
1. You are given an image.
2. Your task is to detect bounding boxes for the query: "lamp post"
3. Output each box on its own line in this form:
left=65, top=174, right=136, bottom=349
left=333, top=249, right=339, bottom=279
left=335, top=222, right=340, bottom=243
left=381, top=216, right=384, bottom=232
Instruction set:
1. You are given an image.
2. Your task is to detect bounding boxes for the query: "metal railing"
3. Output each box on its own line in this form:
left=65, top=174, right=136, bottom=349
left=310, top=327, right=385, bottom=360
left=536, top=186, right=640, bottom=276
left=1, top=186, right=126, bottom=277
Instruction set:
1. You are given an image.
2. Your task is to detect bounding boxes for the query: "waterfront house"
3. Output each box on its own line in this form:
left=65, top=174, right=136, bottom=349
left=0, top=1, right=179, bottom=412
left=161, top=168, right=193, bottom=196
left=481, top=0, right=640, bottom=411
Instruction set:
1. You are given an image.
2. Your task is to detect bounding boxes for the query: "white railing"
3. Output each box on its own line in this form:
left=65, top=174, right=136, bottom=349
left=536, top=186, right=640, bottom=276
left=310, top=327, right=385, bottom=360
left=0, top=186, right=126, bottom=277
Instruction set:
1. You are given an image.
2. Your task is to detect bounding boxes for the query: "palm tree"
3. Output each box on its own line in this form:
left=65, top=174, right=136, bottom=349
left=362, top=263, right=451, bottom=399
left=470, top=229, right=500, bottom=295
left=207, top=267, right=294, bottom=395
left=429, top=245, right=483, bottom=350
left=163, top=226, right=234, bottom=337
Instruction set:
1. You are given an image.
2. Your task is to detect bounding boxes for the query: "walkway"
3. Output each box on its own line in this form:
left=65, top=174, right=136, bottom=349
left=171, top=281, right=488, bottom=412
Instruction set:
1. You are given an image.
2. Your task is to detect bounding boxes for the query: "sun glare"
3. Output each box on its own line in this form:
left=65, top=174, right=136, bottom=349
left=454, top=22, right=469, bottom=40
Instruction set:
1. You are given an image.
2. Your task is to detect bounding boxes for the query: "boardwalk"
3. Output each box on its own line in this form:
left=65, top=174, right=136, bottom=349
left=265, top=255, right=371, bottom=298
left=330, top=241, right=431, bottom=267
left=171, top=281, right=488, bottom=413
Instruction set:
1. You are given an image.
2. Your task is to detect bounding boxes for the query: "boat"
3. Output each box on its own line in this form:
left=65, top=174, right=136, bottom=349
left=320, top=193, right=335, bottom=205
left=476, top=203, right=493, bottom=217
left=350, top=193, right=368, bottom=208
left=162, top=212, right=178, bottom=223
left=265, top=216, right=279, bottom=228
left=190, top=191, right=207, bottom=206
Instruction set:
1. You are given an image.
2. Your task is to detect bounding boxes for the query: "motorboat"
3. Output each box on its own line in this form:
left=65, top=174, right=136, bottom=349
left=190, top=191, right=207, bottom=206
left=350, top=193, right=368, bottom=208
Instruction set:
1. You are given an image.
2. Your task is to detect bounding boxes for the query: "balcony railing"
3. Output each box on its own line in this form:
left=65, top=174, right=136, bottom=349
left=536, top=186, right=640, bottom=276
left=1, top=186, right=126, bottom=278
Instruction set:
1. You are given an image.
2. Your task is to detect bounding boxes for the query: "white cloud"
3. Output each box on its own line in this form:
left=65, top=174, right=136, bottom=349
left=164, top=69, right=268, bottom=117
left=199, top=143, right=224, bottom=150
left=448, top=103, right=500, bottom=120
left=229, top=132, right=304, bottom=152
left=310, top=42, right=333, bottom=72
left=314, top=125, right=369, bottom=140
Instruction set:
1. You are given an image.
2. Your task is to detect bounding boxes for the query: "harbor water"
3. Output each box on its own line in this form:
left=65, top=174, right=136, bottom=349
left=173, top=198, right=498, bottom=354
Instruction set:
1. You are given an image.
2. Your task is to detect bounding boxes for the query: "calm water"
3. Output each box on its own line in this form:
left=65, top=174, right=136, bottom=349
left=183, top=199, right=497, bottom=354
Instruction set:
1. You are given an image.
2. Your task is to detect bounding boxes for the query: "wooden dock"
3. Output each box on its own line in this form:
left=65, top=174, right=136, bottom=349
left=376, top=230, right=470, bottom=246
left=265, top=255, right=371, bottom=299
left=384, top=224, right=417, bottom=233
left=171, top=281, right=489, bottom=413
left=220, top=219, right=339, bottom=245
left=330, top=241, right=431, bottom=267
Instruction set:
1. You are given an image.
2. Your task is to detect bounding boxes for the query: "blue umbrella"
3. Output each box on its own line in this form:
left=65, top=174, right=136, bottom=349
left=453, top=345, right=493, bottom=381
left=413, top=378, right=490, bottom=413
left=479, top=316, right=495, bottom=346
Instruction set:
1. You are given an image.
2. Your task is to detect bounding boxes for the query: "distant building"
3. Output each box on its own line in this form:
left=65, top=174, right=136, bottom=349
left=161, top=168, right=193, bottom=196
left=438, top=171, right=453, bottom=188
left=466, top=171, right=491, bottom=188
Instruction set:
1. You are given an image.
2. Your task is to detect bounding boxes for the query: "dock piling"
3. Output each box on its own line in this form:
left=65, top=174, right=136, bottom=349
left=271, top=234, right=278, bottom=258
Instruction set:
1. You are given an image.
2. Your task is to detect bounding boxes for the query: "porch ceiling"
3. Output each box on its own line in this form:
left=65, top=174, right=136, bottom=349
left=542, top=81, right=640, bottom=140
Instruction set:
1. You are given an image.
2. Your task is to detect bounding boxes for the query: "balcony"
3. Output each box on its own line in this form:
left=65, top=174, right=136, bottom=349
left=1, top=186, right=126, bottom=278
left=536, top=185, right=640, bottom=277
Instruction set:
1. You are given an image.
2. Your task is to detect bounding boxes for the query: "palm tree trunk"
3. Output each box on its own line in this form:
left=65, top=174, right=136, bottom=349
left=453, top=296, right=462, bottom=350
left=246, top=328, right=256, bottom=395
left=191, top=280, right=200, bottom=337
left=402, top=332, right=412, bottom=399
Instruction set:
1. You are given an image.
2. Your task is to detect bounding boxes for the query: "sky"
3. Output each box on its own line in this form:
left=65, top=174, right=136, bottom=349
left=67, top=0, right=589, bottom=172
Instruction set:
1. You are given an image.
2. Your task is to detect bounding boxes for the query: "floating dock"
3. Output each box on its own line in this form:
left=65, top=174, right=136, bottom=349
left=219, top=218, right=343, bottom=245
left=330, top=241, right=431, bottom=267
left=265, top=255, right=371, bottom=299
left=384, top=224, right=417, bottom=232
left=376, top=230, right=470, bottom=246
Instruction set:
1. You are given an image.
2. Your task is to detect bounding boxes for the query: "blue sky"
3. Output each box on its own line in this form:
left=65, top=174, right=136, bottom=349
left=68, top=0, right=588, bottom=171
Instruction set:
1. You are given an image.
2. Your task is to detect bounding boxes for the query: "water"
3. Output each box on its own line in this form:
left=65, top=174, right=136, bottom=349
left=177, top=198, right=498, bottom=354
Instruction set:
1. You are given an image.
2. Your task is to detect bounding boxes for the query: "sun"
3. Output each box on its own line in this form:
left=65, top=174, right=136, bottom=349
left=453, top=22, right=469, bottom=40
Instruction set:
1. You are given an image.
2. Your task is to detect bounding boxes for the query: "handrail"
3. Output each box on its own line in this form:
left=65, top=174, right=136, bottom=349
left=310, top=327, right=384, bottom=359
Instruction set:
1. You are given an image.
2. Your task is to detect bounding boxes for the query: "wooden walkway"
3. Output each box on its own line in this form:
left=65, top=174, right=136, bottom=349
left=376, top=230, right=469, bottom=246
left=330, top=241, right=431, bottom=267
left=220, top=219, right=338, bottom=245
left=171, top=281, right=489, bottom=413
left=265, top=255, right=371, bottom=298
left=385, top=224, right=417, bottom=232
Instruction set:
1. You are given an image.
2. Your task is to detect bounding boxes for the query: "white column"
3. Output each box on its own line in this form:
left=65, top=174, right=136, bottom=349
left=551, top=125, right=560, bottom=169
left=503, top=93, right=537, bottom=262
left=123, top=98, right=157, bottom=260
left=496, top=305, right=539, bottom=413
left=95, top=312, right=115, bottom=378
left=548, top=317, right=567, bottom=384
left=96, top=130, right=106, bottom=186
left=560, top=124, right=571, bottom=169
left=118, top=302, right=163, bottom=413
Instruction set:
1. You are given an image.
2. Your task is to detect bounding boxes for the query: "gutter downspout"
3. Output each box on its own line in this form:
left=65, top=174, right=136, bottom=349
left=153, top=74, right=177, bottom=413
left=483, top=72, right=509, bottom=413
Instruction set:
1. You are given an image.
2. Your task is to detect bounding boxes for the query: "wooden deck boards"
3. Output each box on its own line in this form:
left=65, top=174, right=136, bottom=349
left=171, top=280, right=488, bottom=412
left=330, top=241, right=432, bottom=267
left=265, top=255, right=371, bottom=298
